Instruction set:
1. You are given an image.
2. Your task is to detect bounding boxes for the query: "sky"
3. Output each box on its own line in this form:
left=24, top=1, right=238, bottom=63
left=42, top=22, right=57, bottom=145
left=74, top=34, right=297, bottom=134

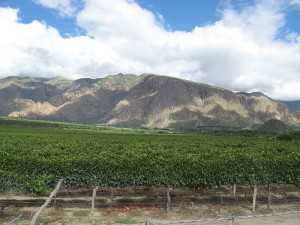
left=0, top=0, right=300, bottom=100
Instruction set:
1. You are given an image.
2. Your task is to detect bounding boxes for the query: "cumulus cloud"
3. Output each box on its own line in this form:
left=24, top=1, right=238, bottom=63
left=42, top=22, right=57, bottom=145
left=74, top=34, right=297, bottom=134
left=33, top=0, right=78, bottom=16
left=0, top=0, right=300, bottom=100
left=0, top=7, right=119, bottom=79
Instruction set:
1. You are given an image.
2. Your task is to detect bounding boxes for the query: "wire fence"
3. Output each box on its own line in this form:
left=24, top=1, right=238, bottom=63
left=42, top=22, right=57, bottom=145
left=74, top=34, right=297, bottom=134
left=2, top=179, right=300, bottom=225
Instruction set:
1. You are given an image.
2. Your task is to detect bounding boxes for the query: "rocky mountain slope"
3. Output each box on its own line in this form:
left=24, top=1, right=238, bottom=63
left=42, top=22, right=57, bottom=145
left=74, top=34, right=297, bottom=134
left=0, top=74, right=299, bottom=129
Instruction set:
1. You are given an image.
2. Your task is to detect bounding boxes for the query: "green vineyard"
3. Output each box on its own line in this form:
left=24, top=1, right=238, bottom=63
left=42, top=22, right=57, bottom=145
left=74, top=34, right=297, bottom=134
left=0, top=119, right=299, bottom=194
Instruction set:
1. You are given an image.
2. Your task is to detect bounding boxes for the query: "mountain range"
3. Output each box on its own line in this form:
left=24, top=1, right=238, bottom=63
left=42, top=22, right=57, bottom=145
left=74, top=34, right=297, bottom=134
left=0, top=74, right=299, bottom=129
left=280, top=100, right=300, bottom=113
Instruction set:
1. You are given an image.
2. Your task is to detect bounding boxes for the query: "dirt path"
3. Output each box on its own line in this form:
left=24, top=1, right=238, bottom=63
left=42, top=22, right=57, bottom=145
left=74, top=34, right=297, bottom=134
left=1, top=204, right=300, bottom=225
left=237, top=214, right=300, bottom=225
left=149, top=213, right=300, bottom=225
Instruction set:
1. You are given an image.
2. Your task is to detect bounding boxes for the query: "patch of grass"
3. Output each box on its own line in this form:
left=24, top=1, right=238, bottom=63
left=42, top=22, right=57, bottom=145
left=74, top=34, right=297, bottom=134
left=114, top=217, right=139, bottom=224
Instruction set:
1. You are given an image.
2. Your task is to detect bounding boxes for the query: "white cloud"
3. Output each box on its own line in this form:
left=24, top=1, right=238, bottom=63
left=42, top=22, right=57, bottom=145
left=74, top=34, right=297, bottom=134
left=290, top=0, right=300, bottom=6
left=0, top=7, right=119, bottom=79
left=33, top=0, right=77, bottom=16
left=0, top=0, right=300, bottom=100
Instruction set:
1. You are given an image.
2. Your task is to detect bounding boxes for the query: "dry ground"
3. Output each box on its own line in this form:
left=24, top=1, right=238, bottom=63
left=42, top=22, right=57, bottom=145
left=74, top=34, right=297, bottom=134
left=1, top=203, right=300, bottom=225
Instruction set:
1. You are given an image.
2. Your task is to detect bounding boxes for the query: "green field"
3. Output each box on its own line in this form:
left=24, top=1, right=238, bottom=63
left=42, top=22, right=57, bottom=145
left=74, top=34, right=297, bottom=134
left=0, top=118, right=299, bottom=194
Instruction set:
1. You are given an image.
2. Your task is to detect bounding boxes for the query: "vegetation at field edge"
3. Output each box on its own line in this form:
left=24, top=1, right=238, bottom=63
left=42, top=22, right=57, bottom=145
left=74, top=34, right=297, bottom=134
left=0, top=118, right=299, bottom=194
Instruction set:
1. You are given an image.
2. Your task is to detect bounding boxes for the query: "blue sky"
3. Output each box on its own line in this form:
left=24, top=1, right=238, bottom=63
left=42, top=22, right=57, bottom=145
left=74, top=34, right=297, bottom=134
left=138, top=0, right=223, bottom=31
left=1, top=0, right=299, bottom=36
left=0, top=0, right=227, bottom=35
left=0, top=0, right=300, bottom=100
left=0, top=0, right=81, bottom=36
left=1, top=0, right=222, bottom=34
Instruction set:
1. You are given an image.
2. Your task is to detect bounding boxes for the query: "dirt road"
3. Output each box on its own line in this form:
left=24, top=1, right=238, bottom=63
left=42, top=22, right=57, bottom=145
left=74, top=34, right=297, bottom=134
left=1, top=204, right=300, bottom=225
left=237, top=214, right=300, bottom=225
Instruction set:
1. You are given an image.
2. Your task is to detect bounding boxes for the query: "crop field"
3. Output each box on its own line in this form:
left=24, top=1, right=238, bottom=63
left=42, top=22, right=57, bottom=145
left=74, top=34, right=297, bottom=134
left=0, top=118, right=300, bottom=194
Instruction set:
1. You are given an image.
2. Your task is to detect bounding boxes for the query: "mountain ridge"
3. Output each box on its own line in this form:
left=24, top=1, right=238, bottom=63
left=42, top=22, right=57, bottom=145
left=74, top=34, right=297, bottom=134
left=0, top=74, right=299, bottom=129
left=281, top=100, right=300, bottom=113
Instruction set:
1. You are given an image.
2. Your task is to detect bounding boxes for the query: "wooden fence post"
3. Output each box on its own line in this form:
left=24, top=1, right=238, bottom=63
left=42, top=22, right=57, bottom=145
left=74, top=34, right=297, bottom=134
left=252, top=184, right=257, bottom=212
left=91, top=187, right=98, bottom=214
left=30, top=179, right=63, bottom=225
left=53, top=192, right=57, bottom=209
left=233, top=184, right=237, bottom=200
left=166, top=187, right=172, bottom=212
left=267, top=184, right=272, bottom=210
